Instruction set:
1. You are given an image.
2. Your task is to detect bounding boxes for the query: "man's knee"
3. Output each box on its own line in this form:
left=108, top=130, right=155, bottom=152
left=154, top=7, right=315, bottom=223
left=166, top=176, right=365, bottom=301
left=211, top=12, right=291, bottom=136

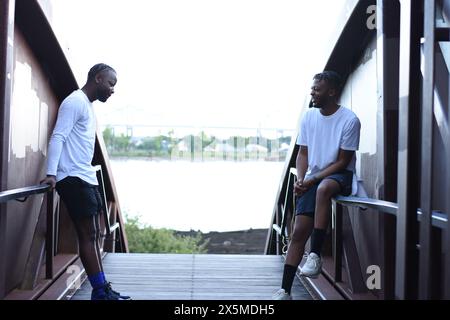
left=316, top=181, right=339, bottom=201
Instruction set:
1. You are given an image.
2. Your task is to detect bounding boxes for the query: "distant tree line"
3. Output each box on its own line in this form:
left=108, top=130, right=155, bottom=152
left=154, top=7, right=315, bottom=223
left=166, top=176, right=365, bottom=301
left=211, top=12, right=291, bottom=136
left=102, top=126, right=291, bottom=161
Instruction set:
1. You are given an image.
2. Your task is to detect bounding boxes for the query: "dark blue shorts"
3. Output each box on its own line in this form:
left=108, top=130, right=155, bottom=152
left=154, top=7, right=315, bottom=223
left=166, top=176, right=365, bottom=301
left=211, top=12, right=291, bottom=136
left=56, top=176, right=103, bottom=219
left=295, top=169, right=353, bottom=217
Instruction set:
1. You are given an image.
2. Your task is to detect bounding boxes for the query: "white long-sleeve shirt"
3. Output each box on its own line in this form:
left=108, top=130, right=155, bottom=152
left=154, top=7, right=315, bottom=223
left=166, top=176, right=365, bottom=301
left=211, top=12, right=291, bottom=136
left=46, top=89, right=98, bottom=185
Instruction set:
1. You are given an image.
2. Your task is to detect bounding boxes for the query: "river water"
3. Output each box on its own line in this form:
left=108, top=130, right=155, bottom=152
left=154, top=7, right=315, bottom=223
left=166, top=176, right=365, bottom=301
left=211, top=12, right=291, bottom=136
left=110, top=159, right=285, bottom=232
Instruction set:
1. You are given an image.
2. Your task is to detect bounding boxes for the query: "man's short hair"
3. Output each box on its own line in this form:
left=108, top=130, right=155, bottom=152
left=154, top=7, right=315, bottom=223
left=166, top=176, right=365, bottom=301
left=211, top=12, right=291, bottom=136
left=87, top=63, right=116, bottom=82
left=313, top=71, right=343, bottom=92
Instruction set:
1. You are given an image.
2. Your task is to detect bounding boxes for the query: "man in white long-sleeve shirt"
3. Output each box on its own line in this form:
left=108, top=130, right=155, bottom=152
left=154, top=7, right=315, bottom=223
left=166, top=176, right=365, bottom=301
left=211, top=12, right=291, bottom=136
left=41, top=63, right=130, bottom=300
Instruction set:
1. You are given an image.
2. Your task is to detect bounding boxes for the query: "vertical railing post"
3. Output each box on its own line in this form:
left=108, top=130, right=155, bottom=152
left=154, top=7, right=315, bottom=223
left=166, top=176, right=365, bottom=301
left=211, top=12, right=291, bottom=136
left=96, top=166, right=111, bottom=235
left=277, top=205, right=282, bottom=256
left=45, top=190, right=54, bottom=279
left=419, top=0, right=436, bottom=300
left=0, top=204, right=6, bottom=299
left=376, top=0, right=400, bottom=300
left=333, top=201, right=343, bottom=282
left=445, top=28, right=450, bottom=303
left=446, top=160, right=450, bottom=297
left=396, top=0, right=422, bottom=300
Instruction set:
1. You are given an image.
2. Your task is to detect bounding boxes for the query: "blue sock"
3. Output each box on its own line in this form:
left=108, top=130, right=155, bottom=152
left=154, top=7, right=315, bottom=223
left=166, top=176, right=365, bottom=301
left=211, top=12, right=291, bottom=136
left=88, top=272, right=106, bottom=290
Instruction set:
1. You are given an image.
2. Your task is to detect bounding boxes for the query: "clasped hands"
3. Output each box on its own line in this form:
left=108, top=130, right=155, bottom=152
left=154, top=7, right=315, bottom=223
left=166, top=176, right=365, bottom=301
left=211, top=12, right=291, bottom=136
left=293, top=176, right=318, bottom=196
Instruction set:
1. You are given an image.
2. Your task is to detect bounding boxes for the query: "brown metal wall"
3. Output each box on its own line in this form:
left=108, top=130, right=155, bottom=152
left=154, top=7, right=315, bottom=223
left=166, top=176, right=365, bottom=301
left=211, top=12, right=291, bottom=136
left=333, top=0, right=450, bottom=299
left=432, top=0, right=450, bottom=213
left=0, top=0, right=15, bottom=300
left=431, top=52, right=448, bottom=210
left=1, top=0, right=128, bottom=299
left=338, top=36, right=381, bottom=292
left=266, top=0, right=449, bottom=300
left=431, top=0, right=450, bottom=298
left=1, top=0, right=81, bottom=298
left=3, top=27, right=60, bottom=294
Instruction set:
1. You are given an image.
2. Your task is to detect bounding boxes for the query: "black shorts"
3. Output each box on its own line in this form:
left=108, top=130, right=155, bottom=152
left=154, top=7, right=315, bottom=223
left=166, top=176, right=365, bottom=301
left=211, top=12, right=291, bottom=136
left=295, top=169, right=353, bottom=217
left=55, top=176, right=103, bottom=218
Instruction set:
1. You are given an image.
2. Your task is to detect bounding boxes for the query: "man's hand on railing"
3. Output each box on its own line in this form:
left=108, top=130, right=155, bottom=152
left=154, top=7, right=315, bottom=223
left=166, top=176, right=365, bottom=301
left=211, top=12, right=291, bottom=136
left=40, top=175, right=56, bottom=190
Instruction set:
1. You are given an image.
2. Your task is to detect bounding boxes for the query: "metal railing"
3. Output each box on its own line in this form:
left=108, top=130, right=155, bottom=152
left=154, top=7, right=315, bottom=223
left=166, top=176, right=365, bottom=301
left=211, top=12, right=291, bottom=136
left=95, top=165, right=119, bottom=236
left=270, top=168, right=448, bottom=299
left=0, top=183, right=55, bottom=279
left=0, top=184, right=50, bottom=203
left=266, top=0, right=450, bottom=301
left=333, top=196, right=448, bottom=228
left=0, top=165, right=121, bottom=296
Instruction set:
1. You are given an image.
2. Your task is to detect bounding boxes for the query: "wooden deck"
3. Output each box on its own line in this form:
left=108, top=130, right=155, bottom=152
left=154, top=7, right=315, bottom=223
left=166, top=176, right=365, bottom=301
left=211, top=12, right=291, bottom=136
left=70, top=253, right=311, bottom=300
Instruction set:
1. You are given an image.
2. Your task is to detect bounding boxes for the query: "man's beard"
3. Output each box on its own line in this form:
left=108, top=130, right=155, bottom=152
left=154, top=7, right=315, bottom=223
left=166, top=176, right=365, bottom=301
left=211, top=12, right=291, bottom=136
left=97, top=90, right=109, bottom=102
left=312, top=100, right=324, bottom=108
left=312, top=97, right=328, bottom=109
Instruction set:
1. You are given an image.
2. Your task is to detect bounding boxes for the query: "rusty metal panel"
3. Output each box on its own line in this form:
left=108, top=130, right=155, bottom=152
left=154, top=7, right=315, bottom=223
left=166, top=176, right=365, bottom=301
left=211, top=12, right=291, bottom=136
left=0, top=0, right=128, bottom=299
left=0, top=0, right=15, bottom=300
left=3, top=27, right=60, bottom=295
left=324, top=0, right=376, bottom=84
left=14, top=0, right=78, bottom=101
left=339, top=36, right=381, bottom=296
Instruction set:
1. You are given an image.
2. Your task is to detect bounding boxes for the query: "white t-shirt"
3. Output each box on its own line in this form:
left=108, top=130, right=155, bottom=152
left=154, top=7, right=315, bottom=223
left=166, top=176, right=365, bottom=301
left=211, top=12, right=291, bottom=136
left=46, top=90, right=98, bottom=185
left=296, top=106, right=361, bottom=195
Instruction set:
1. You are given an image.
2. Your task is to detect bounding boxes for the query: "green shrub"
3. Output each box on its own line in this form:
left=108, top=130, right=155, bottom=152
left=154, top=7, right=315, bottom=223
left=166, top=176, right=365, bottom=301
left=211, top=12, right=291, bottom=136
left=124, top=216, right=208, bottom=253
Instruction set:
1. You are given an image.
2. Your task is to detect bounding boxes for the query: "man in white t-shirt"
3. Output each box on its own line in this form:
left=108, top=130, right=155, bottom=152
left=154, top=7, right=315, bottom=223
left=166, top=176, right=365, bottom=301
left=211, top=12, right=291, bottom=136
left=41, top=64, right=131, bottom=300
left=273, top=71, right=361, bottom=300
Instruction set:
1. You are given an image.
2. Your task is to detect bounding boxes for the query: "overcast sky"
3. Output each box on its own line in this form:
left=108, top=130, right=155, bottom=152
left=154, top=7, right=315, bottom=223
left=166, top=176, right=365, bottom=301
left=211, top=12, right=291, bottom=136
left=49, top=0, right=349, bottom=134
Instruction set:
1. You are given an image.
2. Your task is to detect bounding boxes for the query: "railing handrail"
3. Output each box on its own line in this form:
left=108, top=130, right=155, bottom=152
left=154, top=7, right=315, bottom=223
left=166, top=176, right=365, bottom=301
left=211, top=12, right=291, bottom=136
left=0, top=184, right=51, bottom=204
left=288, top=168, right=447, bottom=228
left=333, top=196, right=448, bottom=229
left=333, top=196, right=398, bottom=215
left=417, top=209, right=448, bottom=230
left=0, top=183, right=55, bottom=284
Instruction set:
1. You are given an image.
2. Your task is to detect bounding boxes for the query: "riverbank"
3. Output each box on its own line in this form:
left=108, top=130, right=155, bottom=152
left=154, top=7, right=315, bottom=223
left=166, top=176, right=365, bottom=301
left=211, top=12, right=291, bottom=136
left=176, top=228, right=269, bottom=254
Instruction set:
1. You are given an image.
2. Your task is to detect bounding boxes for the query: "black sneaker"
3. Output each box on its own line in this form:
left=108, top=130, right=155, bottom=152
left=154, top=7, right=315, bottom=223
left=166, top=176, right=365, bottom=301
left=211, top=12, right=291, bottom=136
left=91, top=285, right=118, bottom=300
left=91, top=283, right=131, bottom=300
left=105, top=282, right=132, bottom=300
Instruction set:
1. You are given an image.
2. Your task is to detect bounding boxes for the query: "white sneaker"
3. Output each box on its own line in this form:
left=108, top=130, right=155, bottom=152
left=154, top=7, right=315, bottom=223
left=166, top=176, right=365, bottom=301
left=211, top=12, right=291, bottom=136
left=272, top=288, right=292, bottom=300
left=300, top=252, right=322, bottom=278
